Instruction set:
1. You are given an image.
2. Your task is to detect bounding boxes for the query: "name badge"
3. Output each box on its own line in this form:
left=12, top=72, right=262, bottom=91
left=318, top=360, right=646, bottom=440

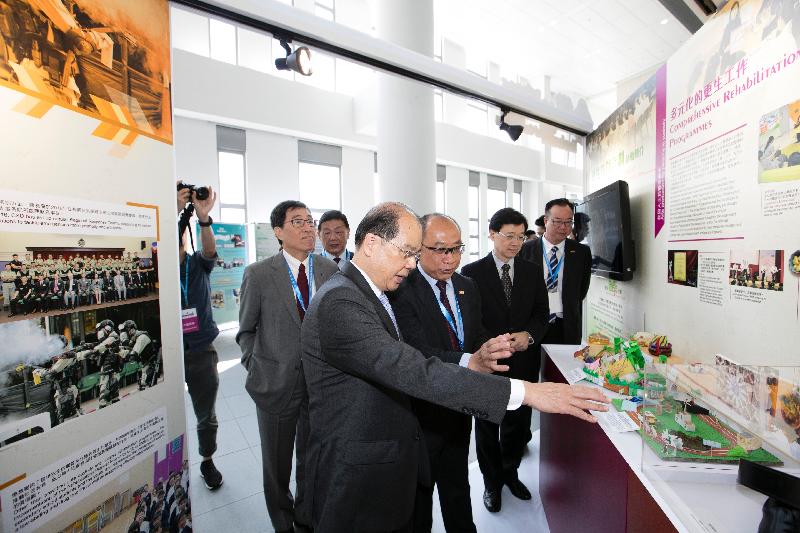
left=182, top=308, right=199, bottom=333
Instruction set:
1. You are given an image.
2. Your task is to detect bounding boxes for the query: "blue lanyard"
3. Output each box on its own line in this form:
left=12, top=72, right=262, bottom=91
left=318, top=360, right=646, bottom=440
left=286, top=255, right=314, bottom=312
left=542, top=239, right=565, bottom=284
left=436, top=282, right=464, bottom=350
left=180, top=259, right=189, bottom=308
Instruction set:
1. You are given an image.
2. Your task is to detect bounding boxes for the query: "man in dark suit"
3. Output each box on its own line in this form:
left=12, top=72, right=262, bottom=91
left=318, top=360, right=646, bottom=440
left=317, top=210, right=354, bottom=267
left=519, top=198, right=592, bottom=345
left=461, top=207, right=550, bottom=514
left=301, top=202, right=608, bottom=532
left=391, top=213, right=505, bottom=532
left=237, top=201, right=339, bottom=533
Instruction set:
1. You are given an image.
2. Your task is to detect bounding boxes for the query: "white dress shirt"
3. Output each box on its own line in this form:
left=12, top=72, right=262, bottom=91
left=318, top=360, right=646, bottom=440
left=541, top=236, right=566, bottom=317
left=282, top=249, right=317, bottom=296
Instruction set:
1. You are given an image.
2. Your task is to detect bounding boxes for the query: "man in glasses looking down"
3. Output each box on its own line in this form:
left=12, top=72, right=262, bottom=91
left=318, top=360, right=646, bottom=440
left=390, top=213, right=506, bottom=532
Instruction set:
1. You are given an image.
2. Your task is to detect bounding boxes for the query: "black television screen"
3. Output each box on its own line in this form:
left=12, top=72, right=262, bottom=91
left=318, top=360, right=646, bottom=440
left=575, top=180, right=635, bottom=281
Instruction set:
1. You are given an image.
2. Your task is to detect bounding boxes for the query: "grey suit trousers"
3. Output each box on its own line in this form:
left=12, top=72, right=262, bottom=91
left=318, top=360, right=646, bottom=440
left=255, top=368, right=310, bottom=531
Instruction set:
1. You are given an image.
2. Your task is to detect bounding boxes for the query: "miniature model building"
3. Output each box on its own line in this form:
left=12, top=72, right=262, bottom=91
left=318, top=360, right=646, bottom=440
left=629, top=397, right=782, bottom=464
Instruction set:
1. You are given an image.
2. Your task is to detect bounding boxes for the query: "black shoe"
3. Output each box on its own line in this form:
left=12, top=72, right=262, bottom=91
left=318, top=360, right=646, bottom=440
left=506, top=479, right=532, bottom=500
left=483, top=488, right=501, bottom=513
left=200, top=458, right=223, bottom=490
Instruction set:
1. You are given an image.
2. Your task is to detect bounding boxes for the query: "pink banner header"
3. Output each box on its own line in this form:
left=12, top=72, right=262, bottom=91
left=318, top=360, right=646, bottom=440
left=654, top=64, right=667, bottom=238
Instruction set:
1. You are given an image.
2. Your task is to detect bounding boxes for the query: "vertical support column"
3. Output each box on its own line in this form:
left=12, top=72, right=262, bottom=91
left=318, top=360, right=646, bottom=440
left=375, top=0, right=436, bottom=214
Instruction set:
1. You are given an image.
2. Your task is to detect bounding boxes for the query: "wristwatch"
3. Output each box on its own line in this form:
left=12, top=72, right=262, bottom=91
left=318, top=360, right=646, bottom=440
left=198, top=216, right=213, bottom=227
left=527, top=332, right=535, bottom=345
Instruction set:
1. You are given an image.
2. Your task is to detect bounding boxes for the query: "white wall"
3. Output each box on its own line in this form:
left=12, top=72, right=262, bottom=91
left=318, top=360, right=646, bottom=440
left=173, top=117, right=220, bottom=221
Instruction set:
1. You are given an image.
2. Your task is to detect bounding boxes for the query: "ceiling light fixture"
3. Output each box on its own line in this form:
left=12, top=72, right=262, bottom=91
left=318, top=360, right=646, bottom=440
left=275, top=39, right=313, bottom=76
left=499, top=111, right=524, bottom=142
left=660, top=18, right=669, bottom=25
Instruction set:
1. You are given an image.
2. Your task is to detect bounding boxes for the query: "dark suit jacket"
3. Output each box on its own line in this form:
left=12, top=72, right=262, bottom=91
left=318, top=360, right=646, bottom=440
left=301, top=262, right=510, bottom=532
left=390, top=269, right=488, bottom=439
left=237, top=252, right=338, bottom=413
left=518, top=237, right=592, bottom=344
left=460, top=253, right=549, bottom=381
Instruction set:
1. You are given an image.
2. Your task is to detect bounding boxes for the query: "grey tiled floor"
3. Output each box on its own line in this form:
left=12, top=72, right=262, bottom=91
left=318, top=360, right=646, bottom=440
left=186, top=328, right=550, bottom=532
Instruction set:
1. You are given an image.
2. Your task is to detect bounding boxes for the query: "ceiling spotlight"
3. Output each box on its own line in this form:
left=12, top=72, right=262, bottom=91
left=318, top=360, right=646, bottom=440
left=275, top=39, right=312, bottom=76
left=660, top=18, right=669, bottom=25
left=499, top=111, right=524, bottom=142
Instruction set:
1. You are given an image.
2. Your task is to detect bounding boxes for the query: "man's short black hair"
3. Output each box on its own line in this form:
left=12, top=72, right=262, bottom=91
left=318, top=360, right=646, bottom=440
left=489, top=207, right=528, bottom=232
left=318, top=210, right=349, bottom=230
left=270, top=200, right=308, bottom=229
left=544, top=198, right=575, bottom=215
left=355, top=202, right=418, bottom=248
left=534, top=215, right=545, bottom=228
left=524, top=229, right=535, bottom=238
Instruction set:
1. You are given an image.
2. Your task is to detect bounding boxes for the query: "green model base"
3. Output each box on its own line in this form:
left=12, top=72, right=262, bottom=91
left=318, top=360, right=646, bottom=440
left=612, top=398, right=783, bottom=465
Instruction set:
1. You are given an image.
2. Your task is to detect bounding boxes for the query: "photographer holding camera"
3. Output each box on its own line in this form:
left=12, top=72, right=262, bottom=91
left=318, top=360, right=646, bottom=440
left=177, top=180, right=224, bottom=490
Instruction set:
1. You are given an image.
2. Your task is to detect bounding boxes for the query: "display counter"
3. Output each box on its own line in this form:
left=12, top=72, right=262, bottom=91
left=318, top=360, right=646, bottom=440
left=540, top=344, right=777, bottom=533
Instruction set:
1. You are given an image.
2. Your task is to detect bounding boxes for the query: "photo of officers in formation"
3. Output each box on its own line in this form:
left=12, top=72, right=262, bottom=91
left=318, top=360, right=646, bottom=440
left=3, top=251, right=156, bottom=318
left=1, top=317, right=161, bottom=441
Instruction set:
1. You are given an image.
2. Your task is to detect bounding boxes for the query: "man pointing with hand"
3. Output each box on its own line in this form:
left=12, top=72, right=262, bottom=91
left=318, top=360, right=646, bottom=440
left=301, top=202, right=609, bottom=533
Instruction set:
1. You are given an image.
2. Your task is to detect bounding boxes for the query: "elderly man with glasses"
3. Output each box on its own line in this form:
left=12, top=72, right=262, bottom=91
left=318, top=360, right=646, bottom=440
left=390, top=213, right=517, bottom=532
left=237, top=200, right=339, bottom=533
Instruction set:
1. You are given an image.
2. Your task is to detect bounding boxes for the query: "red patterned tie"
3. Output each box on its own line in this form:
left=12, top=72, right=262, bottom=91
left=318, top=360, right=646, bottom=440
left=436, top=280, right=460, bottom=350
left=296, top=263, right=309, bottom=321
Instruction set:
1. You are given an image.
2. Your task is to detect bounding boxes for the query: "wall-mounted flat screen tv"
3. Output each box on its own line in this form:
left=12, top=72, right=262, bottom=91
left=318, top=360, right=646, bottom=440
left=575, top=180, right=635, bottom=281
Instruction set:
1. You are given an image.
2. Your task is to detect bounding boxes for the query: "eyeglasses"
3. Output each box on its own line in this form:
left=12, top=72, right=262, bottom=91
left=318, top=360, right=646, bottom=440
left=423, top=244, right=465, bottom=256
left=495, top=231, right=526, bottom=242
left=380, top=236, right=420, bottom=261
left=548, top=219, right=574, bottom=227
left=288, top=217, right=316, bottom=228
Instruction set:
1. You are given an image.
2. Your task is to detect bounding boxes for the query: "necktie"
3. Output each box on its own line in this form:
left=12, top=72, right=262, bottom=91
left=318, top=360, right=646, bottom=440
left=436, top=280, right=460, bottom=350
left=296, top=263, right=310, bottom=321
left=333, top=257, right=341, bottom=264
left=546, top=246, right=559, bottom=292
left=501, top=263, right=512, bottom=307
left=378, top=292, right=400, bottom=338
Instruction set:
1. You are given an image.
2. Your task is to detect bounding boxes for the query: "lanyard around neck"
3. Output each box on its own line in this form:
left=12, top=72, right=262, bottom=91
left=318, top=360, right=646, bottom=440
left=542, top=239, right=565, bottom=282
left=180, top=259, right=189, bottom=308
left=286, top=255, right=314, bottom=312
left=435, top=282, right=464, bottom=350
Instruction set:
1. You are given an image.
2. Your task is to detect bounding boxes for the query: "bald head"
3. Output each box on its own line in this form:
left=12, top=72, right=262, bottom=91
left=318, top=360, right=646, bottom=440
left=419, top=213, right=464, bottom=281
left=353, top=202, right=422, bottom=292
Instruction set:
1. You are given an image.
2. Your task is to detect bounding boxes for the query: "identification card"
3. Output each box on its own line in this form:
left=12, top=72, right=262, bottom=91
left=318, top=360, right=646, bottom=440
left=182, top=308, right=199, bottom=333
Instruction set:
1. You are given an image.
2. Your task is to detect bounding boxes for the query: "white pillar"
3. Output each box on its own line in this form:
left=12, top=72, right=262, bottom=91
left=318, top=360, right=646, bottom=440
left=375, top=0, right=436, bottom=215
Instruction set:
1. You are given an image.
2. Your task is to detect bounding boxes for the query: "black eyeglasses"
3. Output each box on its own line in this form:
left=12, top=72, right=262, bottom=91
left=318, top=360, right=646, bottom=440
left=423, top=244, right=465, bottom=256
left=288, top=217, right=316, bottom=228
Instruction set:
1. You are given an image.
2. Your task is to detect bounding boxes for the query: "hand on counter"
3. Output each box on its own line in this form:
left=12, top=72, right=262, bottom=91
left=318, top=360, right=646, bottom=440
left=522, top=382, right=610, bottom=423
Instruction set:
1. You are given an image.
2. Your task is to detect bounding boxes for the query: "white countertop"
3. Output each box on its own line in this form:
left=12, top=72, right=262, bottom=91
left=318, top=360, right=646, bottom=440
left=543, top=344, right=769, bottom=533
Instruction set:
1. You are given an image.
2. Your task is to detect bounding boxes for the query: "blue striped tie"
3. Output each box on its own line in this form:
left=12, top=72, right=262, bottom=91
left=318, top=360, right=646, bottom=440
left=546, top=246, right=559, bottom=292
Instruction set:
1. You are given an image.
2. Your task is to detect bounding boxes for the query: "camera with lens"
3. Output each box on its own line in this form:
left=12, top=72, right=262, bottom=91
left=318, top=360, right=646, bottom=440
left=177, top=181, right=209, bottom=202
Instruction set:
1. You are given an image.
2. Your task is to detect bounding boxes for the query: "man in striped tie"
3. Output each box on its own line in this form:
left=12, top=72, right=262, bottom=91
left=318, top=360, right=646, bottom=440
left=520, top=198, right=592, bottom=346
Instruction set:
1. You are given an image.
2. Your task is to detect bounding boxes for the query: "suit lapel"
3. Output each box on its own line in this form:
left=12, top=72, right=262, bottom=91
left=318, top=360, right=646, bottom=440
left=311, top=253, right=329, bottom=293
left=270, top=253, right=302, bottom=328
left=452, top=273, right=473, bottom=350
left=341, top=262, right=400, bottom=340
left=411, top=270, right=452, bottom=349
left=481, top=253, right=508, bottom=310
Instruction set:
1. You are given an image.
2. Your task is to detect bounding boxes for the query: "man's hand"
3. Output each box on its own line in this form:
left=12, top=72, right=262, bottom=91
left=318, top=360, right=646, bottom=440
left=522, top=382, right=609, bottom=423
left=508, top=331, right=531, bottom=352
left=193, top=186, right=217, bottom=223
left=177, top=182, right=191, bottom=214
left=467, top=334, right=513, bottom=374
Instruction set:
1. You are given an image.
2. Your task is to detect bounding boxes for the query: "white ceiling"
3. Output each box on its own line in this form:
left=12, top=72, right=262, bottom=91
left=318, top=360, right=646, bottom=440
left=434, top=0, right=692, bottom=101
